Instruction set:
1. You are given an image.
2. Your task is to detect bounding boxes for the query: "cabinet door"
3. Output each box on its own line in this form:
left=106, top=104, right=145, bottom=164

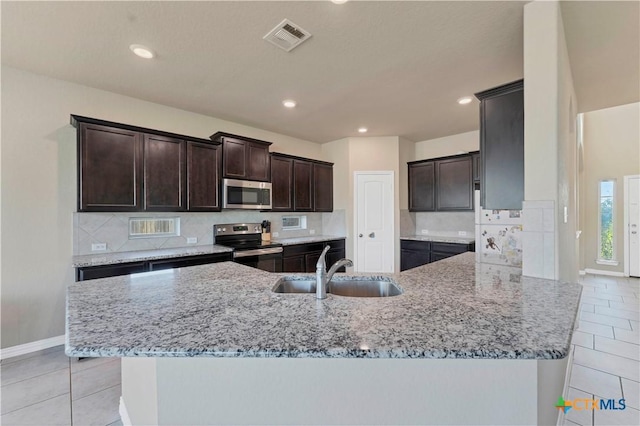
left=187, top=142, right=221, bottom=211
left=408, top=162, right=435, bottom=211
left=79, top=123, right=142, bottom=211
left=271, top=156, right=294, bottom=211
left=222, top=138, right=247, bottom=179
left=247, top=142, right=270, bottom=181
left=326, top=249, right=347, bottom=273
left=305, top=251, right=323, bottom=272
left=283, top=255, right=306, bottom=273
left=293, top=160, right=313, bottom=211
left=313, top=163, right=333, bottom=212
left=430, top=251, right=454, bottom=263
left=144, top=134, right=186, bottom=211
left=479, top=82, right=524, bottom=210
left=435, top=156, right=473, bottom=211
left=400, top=250, right=431, bottom=271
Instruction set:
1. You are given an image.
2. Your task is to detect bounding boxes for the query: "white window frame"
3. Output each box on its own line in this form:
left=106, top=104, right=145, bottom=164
left=596, top=179, right=618, bottom=265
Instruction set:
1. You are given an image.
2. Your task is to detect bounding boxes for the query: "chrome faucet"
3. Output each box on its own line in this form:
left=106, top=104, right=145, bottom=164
left=316, top=246, right=353, bottom=299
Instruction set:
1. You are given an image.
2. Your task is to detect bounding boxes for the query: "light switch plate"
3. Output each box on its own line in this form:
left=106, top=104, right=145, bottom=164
left=91, top=243, right=107, bottom=251
left=187, top=237, right=197, bottom=244
left=309, top=229, right=316, bottom=235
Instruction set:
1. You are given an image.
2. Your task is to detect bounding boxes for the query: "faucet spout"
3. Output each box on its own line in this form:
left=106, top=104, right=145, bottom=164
left=316, top=245, right=353, bottom=300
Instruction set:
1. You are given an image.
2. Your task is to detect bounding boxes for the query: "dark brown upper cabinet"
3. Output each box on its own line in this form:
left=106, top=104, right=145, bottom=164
left=475, top=79, right=524, bottom=210
left=270, top=153, right=334, bottom=212
left=187, top=141, right=222, bottom=211
left=409, top=153, right=475, bottom=212
left=408, top=161, right=435, bottom=211
left=293, top=160, right=313, bottom=211
left=313, top=162, right=333, bottom=212
left=77, top=121, right=143, bottom=212
left=435, top=156, right=473, bottom=211
left=72, top=115, right=220, bottom=212
left=210, top=132, right=272, bottom=182
left=270, top=155, right=294, bottom=211
left=143, top=134, right=186, bottom=211
left=472, top=151, right=481, bottom=184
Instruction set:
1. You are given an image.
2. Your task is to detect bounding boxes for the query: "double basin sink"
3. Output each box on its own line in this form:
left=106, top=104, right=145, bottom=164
left=273, top=276, right=403, bottom=298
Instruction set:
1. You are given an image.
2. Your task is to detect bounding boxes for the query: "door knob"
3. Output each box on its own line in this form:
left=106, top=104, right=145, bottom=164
left=359, top=234, right=363, bottom=237
left=369, top=232, right=375, bottom=238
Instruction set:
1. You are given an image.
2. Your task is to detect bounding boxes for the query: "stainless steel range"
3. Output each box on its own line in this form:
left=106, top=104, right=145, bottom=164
left=214, top=223, right=282, bottom=272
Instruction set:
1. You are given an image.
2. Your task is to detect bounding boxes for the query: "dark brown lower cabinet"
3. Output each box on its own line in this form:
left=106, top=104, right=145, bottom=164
left=76, top=252, right=232, bottom=281
left=282, top=239, right=346, bottom=273
left=400, top=240, right=475, bottom=271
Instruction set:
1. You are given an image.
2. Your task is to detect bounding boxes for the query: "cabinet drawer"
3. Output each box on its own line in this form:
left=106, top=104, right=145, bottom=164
left=400, top=240, right=431, bottom=251
left=324, top=239, right=345, bottom=251
left=148, top=253, right=232, bottom=271
left=283, top=242, right=325, bottom=257
left=431, top=242, right=469, bottom=254
left=76, top=262, right=148, bottom=281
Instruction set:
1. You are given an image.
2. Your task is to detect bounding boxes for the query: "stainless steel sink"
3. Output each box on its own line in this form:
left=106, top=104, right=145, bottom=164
left=272, top=276, right=403, bottom=297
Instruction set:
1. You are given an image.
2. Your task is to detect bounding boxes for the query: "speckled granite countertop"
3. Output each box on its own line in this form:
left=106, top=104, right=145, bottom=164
left=66, top=253, right=581, bottom=360
left=72, top=245, right=233, bottom=267
left=272, top=235, right=345, bottom=245
left=401, top=234, right=476, bottom=244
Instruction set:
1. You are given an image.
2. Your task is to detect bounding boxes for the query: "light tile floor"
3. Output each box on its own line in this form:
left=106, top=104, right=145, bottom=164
left=0, top=274, right=638, bottom=425
left=564, top=274, right=640, bottom=426
left=1, top=349, right=121, bottom=426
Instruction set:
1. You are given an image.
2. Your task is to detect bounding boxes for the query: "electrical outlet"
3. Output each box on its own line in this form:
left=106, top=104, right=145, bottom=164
left=458, top=231, right=467, bottom=236
left=272, top=232, right=279, bottom=237
left=187, top=237, right=197, bottom=244
left=91, top=243, right=107, bottom=251
left=421, top=229, right=429, bottom=235
left=309, top=229, right=316, bottom=235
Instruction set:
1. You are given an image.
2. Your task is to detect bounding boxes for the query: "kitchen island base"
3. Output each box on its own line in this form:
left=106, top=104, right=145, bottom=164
left=121, top=356, right=567, bottom=425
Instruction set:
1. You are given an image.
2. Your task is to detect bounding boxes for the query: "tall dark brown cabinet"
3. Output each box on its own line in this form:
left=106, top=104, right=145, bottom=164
left=187, top=141, right=222, bottom=211
left=143, top=134, right=186, bottom=211
left=408, top=161, right=435, bottom=211
left=475, top=79, right=524, bottom=210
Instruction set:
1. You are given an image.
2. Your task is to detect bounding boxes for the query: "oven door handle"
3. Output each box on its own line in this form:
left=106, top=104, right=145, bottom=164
left=233, top=247, right=283, bottom=258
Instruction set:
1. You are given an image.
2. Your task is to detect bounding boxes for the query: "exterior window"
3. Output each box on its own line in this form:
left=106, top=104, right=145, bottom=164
left=598, top=180, right=615, bottom=262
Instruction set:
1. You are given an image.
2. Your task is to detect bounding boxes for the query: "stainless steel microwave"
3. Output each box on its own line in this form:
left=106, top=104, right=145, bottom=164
left=223, top=178, right=272, bottom=210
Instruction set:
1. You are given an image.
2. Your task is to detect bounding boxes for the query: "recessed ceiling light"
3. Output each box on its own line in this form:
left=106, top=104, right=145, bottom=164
left=283, top=100, right=297, bottom=108
left=129, top=44, right=155, bottom=59
left=457, top=96, right=473, bottom=105
left=358, top=127, right=368, bottom=133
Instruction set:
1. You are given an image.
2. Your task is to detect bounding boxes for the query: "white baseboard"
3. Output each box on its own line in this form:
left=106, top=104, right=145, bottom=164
left=584, top=268, right=625, bottom=277
left=579, top=270, right=586, bottom=276
left=0, top=335, right=65, bottom=360
left=119, top=396, right=132, bottom=426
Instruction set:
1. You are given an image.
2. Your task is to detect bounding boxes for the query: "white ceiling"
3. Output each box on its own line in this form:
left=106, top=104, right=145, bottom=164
left=2, top=1, right=638, bottom=143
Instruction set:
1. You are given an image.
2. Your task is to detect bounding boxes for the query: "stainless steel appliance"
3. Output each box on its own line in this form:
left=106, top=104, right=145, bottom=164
left=223, top=179, right=272, bottom=210
left=214, top=223, right=282, bottom=272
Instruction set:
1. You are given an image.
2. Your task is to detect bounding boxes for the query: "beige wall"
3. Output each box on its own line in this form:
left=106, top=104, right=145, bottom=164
left=414, top=131, right=479, bottom=161
left=0, top=66, right=321, bottom=349
left=322, top=136, right=406, bottom=272
left=581, top=102, right=640, bottom=274
left=522, top=0, right=579, bottom=282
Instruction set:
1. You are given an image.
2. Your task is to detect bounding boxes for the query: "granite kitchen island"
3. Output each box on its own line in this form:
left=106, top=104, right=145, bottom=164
left=66, top=253, right=582, bottom=425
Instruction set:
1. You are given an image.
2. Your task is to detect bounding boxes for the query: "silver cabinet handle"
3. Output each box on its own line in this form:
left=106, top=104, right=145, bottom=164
left=369, top=232, right=375, bottom=238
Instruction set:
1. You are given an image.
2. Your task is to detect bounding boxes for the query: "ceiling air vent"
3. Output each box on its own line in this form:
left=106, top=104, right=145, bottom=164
left=263, top=19, right=311, bottom=52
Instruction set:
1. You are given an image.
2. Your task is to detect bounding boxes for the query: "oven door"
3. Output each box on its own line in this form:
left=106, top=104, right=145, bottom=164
left=233, top=248, right=283, bottom=272
left=224, top=179, right=272, bottom=210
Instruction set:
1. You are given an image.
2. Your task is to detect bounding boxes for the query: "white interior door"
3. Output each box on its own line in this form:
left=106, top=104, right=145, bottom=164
left=628, top=176, right=640, bottom=277
left=354, top=172, right=394, bottom=273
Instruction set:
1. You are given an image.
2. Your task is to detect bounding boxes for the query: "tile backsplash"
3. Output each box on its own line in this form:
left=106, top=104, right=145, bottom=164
left=415, top=212, right=475, bottom=235
left=74, top=211, right=346, bottom=255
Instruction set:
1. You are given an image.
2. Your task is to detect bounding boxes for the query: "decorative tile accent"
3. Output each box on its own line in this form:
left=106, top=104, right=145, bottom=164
left=479, top=224, right=523, bottom=267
